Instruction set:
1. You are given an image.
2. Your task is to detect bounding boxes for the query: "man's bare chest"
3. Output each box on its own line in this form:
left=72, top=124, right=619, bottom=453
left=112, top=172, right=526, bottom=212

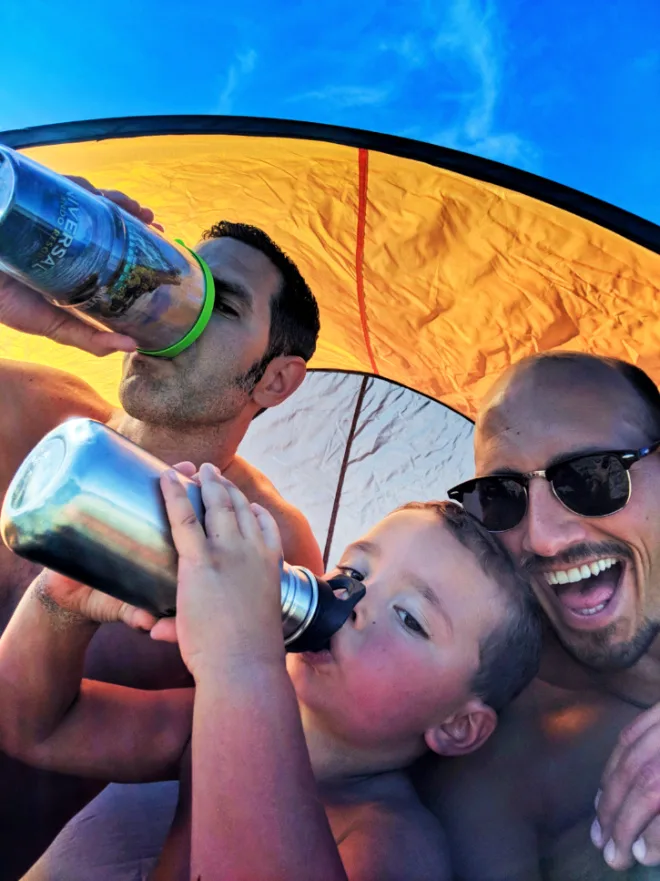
left=532, top=694, right=646, bottom=877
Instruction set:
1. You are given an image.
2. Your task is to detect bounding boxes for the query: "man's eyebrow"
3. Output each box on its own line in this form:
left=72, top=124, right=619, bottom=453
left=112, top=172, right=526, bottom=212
left=544, top=445, right=620, bottom=470
left=407, top=574, right=453, bottom=634
left=212, top=277, right=253, bottom=309
left=484, top=446, right=620, bottom=478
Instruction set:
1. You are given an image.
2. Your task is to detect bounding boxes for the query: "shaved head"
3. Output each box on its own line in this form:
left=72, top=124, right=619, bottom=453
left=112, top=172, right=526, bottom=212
left=476, top=353, right=660, bottom=471
left=472, top=351, right=660, bottom=671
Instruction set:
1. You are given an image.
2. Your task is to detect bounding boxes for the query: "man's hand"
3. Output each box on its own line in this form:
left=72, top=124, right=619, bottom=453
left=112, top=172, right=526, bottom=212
left=35, top=569, right=158, bottom=632
left=34, top=460, right=198, bottom=634
left=151, top=463, right=283, bottom=679
left=594, top=703, right=660, bottom=870
left=0, top=175, right=163, bottom=356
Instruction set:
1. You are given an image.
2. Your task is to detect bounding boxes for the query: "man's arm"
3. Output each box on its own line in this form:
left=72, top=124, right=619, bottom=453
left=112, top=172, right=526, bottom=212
left=276, top=498, right=324, bottom=574
left=229, top=454, right=324, bottom=574
left=0, top=573, right=192, bottom=781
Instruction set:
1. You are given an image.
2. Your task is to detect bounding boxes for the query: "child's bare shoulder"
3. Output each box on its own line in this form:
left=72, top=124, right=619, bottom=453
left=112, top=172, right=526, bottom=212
left=327, top=770, right=451, bottom=881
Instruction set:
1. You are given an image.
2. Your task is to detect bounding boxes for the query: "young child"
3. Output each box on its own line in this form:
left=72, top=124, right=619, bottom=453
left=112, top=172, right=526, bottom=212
left=0, top=464, right=541, bottom=881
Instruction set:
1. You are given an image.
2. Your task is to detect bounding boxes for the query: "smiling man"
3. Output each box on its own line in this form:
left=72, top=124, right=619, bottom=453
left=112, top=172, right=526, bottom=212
left=421, top=352, right=660, bottom=880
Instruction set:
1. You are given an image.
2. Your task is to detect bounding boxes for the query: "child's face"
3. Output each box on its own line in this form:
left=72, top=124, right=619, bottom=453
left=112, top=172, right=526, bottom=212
left=287, top=508, right=505, bottom=752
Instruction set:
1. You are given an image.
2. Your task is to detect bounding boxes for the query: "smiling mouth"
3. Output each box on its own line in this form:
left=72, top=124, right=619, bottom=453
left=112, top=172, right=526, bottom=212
left=541, top=557, right=624, bottom=620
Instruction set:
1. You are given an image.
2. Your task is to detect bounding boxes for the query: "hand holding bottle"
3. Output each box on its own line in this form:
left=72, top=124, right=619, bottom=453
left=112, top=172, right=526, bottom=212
left=0, top=174, right=163, bottom=356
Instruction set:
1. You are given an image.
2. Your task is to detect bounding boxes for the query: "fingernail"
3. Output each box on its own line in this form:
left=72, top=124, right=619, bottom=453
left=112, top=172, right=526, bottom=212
left=163, top=469, right=178, bottom=482
left=594, top=789, right=601, bottom=810
left=200, top=462, right=218, bottom=479
left=590, top=818, right=603, bottom=848
left=633, top=837, right=647, bottom=863
left=604, top=840, right=617, bottom=867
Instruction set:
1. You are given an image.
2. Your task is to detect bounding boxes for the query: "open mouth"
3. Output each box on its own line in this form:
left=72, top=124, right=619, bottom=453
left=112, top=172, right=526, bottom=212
left=542, top=557, right=625, bottom=625
left=299, top=638, right=335, bottom=666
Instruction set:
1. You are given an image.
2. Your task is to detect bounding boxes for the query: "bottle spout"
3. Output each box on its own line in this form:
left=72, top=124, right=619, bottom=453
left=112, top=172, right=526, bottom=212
left=285, top=573, right=366, bottom=653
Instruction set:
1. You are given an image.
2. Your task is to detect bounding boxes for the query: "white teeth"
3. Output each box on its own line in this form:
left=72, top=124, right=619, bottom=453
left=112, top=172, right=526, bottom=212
left=575, top=601, right=608, bottom=616
left=543, top=557, right=620, bottom=587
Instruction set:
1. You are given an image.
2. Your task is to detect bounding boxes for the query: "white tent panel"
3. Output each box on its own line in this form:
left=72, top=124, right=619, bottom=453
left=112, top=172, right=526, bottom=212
left=239, top=371, right=475, bottom=567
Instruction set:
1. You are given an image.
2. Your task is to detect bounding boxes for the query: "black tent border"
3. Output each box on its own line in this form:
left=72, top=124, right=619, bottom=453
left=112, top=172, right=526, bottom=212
left=255, top=367, right=475, bottom=426
left=1, top=115, right=659, bottom=254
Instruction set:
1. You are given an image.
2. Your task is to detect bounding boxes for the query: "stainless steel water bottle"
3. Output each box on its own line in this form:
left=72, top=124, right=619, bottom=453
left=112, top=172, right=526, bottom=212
left=0, top=146, right=214, bottom=356
left=0, top=419, right=364, bottom=651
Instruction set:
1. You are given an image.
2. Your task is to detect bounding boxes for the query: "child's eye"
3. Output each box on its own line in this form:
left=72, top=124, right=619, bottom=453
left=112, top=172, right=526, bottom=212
left=337, top=566, right=364, bottom=582
left=395, top=606, right=429, bottom=639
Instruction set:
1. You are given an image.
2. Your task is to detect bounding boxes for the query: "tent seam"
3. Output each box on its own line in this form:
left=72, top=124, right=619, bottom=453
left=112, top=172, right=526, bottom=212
left=356, top=149, right=378, bottom=375
left=322, top=376, right=369, bottom=569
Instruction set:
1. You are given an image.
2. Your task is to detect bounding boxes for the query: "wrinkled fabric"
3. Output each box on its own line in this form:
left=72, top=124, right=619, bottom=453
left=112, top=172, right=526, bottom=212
left=0, top=133, right=657, bottom=418
left=239, top=372, right=475, bottom=563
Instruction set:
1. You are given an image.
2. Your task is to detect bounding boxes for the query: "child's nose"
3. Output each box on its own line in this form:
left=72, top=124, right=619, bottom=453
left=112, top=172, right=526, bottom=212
left=349, top=591, right=379, bottom=631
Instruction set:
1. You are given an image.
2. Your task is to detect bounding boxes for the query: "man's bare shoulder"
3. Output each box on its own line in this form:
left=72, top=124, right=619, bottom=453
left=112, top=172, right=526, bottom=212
left=0, top=358, right=112, bottom=437
left=0, top=359, right=113, bottom=491
left=0, top=358, right=110, bottom=407
left=227, top=455, right=323, bottom=573
left=418, top=675, right=617, bottom=803
left=329, top=771, right=450, bottom=881
left=414, top=677, right=642, bottom=881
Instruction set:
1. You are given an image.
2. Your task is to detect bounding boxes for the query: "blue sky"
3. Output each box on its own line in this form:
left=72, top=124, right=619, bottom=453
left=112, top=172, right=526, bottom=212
left=1, top=0, right=658, bottom=222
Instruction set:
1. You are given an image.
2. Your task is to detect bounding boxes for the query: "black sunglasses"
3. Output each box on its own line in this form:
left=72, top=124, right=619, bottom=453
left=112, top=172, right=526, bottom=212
left=448, top=441, right=660, bottom=533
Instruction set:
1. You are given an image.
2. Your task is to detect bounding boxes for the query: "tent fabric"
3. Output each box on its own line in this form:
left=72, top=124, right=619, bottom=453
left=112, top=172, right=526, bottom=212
left=1, top=119, right=659, bottom=422
left=1, top=114, right=658, bottom=558
left=239, top=372, right=475, bottom=565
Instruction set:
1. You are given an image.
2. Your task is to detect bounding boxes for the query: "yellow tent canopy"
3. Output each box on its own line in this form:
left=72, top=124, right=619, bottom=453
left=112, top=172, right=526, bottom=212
left=2, top=116, right=659, bottom=561
left=3, top=116, right=659, bottom=418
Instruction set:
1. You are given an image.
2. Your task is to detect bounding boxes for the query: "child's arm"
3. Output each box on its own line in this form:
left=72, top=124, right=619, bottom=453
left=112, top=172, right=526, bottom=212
left=0, top=569, right=193, bottom=781
left=160, top=465, right=348, bottom=881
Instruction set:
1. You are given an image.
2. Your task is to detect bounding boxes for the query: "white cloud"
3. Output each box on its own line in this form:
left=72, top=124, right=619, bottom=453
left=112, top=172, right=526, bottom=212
left=375, top=0, right=540, bottom=171
left=436, top=129, right=541, bottom=169
left=288, top=85, right=391, bottom=108
left=219, top=49, right=258, bottom=114
left=425, top=0, right=539, bottom=170
left=379, top=34, right=426, bottom=68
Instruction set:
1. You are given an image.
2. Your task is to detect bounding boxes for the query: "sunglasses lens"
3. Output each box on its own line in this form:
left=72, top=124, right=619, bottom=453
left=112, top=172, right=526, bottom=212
left=458, top=477, right=527, bottom=531
left=552, top=454, right=630, bottom=516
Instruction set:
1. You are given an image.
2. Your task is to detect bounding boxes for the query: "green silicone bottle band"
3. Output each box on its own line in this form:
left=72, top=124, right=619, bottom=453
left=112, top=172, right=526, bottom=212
left=136, top=239, right=215, bottom=358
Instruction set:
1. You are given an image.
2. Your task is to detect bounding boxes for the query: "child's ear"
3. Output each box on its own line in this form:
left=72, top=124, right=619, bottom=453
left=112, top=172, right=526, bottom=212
left=424, top=699, right=497, bottom=757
